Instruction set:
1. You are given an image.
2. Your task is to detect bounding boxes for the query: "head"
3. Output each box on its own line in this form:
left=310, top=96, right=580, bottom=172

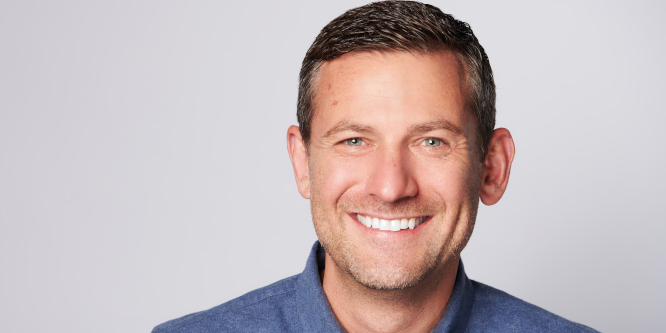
left=297, top=0, right=496, bottom=160
left=287, top=1, right=514, bottom=290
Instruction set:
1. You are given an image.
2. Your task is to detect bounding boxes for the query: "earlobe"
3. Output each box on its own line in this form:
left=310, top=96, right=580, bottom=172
left=287, top=125, right=311, bottom=199
left=480, top=128, right=515, bottom=205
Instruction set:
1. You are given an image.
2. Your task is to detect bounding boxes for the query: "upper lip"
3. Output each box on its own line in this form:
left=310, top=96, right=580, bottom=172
left=353, top=213, right=429, bottom=220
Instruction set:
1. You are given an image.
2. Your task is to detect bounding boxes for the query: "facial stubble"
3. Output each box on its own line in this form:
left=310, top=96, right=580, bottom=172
left=310, top=168, right=480, bottom=291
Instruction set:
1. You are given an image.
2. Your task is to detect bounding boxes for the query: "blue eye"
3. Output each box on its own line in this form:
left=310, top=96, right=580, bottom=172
left=423, top=138, right=442, bottom=147
left=345, top=138, right=363, bottom=146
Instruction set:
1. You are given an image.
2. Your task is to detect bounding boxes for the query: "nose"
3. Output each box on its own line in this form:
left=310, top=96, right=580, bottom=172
left=365, top=147, right=418, bottom=203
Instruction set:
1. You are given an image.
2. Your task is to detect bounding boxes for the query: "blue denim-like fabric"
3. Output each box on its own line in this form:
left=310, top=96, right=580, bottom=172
left=153, top=241, right=598, bottom=333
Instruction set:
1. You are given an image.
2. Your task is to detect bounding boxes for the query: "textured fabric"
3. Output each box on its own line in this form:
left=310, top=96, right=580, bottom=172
left=153, top=241, right=598, bottom=333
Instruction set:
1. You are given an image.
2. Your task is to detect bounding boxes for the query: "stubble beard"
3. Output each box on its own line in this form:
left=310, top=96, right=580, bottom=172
left=311, top=188, right=478, bottom=291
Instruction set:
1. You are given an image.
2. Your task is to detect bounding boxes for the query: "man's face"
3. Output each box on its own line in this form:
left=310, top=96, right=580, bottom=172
left=306, top=50, right=482, bottom=289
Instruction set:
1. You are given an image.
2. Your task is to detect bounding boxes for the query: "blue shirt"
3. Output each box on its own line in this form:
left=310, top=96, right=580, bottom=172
left=153, top=241, right=598, bottom=332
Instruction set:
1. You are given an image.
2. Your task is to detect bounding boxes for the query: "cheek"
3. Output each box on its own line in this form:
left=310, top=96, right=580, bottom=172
left=416, top=156, right=475, bottom=203
left=312, top=157, right=361, bottom=204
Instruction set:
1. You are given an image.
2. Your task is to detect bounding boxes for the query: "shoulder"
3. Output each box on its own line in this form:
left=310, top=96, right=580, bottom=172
left=152, top=274, right=301, bottom=333
left=467, top=280, right=598, bottom=332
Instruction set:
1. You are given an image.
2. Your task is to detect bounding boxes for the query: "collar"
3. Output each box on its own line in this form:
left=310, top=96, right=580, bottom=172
left=295, top=241, right=475, bottom=332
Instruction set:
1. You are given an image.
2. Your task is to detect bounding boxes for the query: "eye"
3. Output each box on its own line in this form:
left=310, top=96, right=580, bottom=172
left=344, top=138, right=364, bottom=146
left=423, top=138, right=442, bottom=147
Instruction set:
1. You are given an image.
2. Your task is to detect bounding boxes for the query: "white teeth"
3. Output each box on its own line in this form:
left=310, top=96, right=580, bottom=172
left=356, top=214, right=427, bottom=232
left=357, top=214, right=371, bottom=228
left=379, top=219, right=391, bottom=231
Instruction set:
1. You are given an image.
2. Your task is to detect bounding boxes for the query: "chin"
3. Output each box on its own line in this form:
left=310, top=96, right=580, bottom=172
left=332, top=243, right=444, bottom=290
left=350, top=267, right=432, bottom=290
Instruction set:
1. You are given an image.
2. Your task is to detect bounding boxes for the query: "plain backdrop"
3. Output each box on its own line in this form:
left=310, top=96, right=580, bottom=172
left=1, top=1, right=664, bottom=332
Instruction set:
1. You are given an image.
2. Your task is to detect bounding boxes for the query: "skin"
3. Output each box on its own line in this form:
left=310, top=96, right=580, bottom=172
left=287, top=50, right=515, bottom=333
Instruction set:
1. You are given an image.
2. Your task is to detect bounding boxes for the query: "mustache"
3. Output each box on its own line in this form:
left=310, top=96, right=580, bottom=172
left=337, top=195, right=444, bottom=217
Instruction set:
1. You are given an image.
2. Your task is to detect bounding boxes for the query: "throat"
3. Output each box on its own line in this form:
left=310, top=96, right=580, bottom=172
left=321, top=252, right=460, bottom=333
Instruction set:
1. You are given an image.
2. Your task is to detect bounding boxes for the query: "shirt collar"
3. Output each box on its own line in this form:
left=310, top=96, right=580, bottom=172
left=296, top=241, right=475, bottom=332
left=295, top=241, right=346, bottom=331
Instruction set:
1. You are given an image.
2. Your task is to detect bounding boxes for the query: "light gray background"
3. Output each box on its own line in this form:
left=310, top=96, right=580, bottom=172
left=1, top=1, right=664, bottom=332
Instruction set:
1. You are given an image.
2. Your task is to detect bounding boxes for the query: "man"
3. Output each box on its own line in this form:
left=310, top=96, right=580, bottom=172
left=153, top=1, right=597, bottom=332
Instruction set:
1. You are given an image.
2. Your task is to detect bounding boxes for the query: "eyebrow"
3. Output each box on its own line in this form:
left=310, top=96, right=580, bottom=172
left=321, top=118, right=465, bottom=140
left=409, top=119, right=464, bottom=137
left=322, top=121, right=376, bottom=139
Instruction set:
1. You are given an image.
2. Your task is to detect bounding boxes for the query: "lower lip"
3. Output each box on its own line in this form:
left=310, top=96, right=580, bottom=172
left=349, top=214, right=430, bottom=239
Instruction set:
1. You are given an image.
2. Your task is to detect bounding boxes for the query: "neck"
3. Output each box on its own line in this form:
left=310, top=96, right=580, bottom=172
left=321, top=254, right=459, bottom=333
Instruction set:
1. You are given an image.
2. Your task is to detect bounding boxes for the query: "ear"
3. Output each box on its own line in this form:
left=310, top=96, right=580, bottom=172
left=287, top=125, right=311, bottom=199
left=480, top=128, right=515, bottom=205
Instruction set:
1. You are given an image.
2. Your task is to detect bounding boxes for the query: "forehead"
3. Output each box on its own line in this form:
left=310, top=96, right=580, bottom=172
left=311, top=50, right=471, bottom=136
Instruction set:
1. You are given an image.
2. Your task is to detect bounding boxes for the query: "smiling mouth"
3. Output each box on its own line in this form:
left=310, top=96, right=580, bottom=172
left=356, top=213, right=428, bottom=231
